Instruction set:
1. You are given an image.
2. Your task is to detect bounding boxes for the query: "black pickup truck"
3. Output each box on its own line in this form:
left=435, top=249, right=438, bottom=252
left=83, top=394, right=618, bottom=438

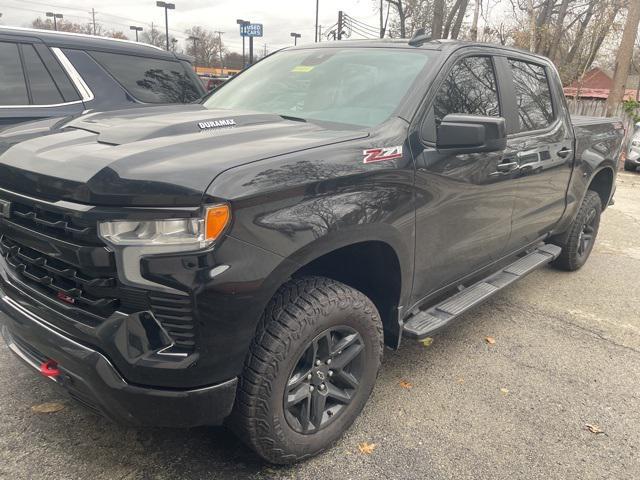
left=0, top=37, right=624, bottom=463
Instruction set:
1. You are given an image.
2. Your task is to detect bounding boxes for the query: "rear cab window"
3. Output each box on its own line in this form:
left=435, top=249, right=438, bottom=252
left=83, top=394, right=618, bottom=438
left=508, top=59, right=555, bottom=132
left=89, top=51, right=202, bottom=104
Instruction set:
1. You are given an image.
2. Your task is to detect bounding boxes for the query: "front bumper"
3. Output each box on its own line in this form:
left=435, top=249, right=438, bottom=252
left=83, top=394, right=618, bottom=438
left=0, top=288, right=237, bottom=427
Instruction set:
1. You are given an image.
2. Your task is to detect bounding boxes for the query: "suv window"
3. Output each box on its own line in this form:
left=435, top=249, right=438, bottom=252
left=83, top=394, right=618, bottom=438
left=0, top=42, right=29, bottom=105
left=21, top=44, right=64, bottom=105
left=508, top=59, right=554, bottom=132
left=90, top=51, right=201, bottom=104
left=434, top=56, right=500, bottom=120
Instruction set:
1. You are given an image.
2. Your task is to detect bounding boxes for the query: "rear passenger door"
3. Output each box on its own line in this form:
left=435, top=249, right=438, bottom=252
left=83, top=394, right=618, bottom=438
left=0, top=41, right=84, bottom=128
left=498, top=56, right=574, bottom=252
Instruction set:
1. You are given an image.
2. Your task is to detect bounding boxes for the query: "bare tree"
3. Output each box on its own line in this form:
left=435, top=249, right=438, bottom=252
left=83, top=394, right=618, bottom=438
left=184, top=26, right=227, bottom=68
left=606, top=0, right=640, bottom=115
left=432, top=0, right=445, bottom=38
left=470, top=0, right=481, bottom=41
left=443, top=0, right=470, bottom=39
left=387, top=0, right=408, bottom=37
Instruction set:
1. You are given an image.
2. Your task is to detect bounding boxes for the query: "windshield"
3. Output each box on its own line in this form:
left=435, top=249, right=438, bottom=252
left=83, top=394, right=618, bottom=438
left=204, top=48, right=433, bottom=128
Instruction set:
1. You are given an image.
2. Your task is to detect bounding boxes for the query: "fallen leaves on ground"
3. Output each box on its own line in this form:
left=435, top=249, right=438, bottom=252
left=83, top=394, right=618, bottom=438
left=31, top=402, right=65, bottom=414
left=485, top=336, right=496, bottom=345
left=499, top=388, right=509, bottom=396
left=421, top=337, right=433, bottom=347
left=399, top=380, right=413, bottom=389
left=358, top=442, right=377, bottom=455
left=457, top=377, right=464, bottom=384
left=586, top=424, right=604, bottom=434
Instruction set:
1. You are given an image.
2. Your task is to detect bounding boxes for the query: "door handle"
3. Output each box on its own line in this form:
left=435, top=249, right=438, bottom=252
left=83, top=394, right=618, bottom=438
left=557, top=148, right=573, bottom=158
left=495, top=161, right=519, bottom=173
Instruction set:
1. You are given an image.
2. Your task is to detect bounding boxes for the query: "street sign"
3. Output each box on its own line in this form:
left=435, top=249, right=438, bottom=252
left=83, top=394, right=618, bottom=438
left=240, top=23, right=263, bottom=37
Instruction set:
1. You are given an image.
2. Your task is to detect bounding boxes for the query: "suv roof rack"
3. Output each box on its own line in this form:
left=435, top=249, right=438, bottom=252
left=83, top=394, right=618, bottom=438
left=408, top=28, right=431, bottom=47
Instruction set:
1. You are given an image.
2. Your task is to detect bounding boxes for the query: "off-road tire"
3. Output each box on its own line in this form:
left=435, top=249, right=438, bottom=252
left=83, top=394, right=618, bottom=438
left=551, top=190, right=602, bottom=271
left=229, top=276, right=384, bottom=464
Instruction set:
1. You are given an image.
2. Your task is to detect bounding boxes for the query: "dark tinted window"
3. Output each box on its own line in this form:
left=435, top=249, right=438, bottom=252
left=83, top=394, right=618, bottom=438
left=36, top=46, right=80, bottom=102
left=434, top=56, right=500, bottom=120
left=0, top=42, right=28, bottom=105
left=508, top=59, right=554, bottom=131
left=21, top=44, right=64, bottom=105
left=90, top=51, right=201, bottom=103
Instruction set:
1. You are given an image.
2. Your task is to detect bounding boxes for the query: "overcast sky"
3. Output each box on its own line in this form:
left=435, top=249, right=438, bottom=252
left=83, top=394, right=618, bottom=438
left=0, top=0, right=385, bottom=53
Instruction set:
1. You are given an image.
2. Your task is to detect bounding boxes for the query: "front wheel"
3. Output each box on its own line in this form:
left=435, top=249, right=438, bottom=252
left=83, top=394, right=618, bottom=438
left=229, top=277, right=383, bottom=464
left=551, top=190, right=602, bottom=271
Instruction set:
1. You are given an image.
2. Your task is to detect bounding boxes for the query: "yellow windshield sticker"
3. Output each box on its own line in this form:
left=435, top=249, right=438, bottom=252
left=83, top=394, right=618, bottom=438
left=291, top=65, right=315, bottom=73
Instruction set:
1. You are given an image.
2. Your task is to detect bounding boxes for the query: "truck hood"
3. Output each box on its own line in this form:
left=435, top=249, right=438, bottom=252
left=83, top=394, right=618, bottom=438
left=0, top=105, right=367, bottom=206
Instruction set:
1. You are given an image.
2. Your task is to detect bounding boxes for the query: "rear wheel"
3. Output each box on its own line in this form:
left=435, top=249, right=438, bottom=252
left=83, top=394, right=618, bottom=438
left=229, top=276, right=383, bottom=464
left=624, top=161, right=637, bottom=172
left=551, top=190, right=602, bottom=271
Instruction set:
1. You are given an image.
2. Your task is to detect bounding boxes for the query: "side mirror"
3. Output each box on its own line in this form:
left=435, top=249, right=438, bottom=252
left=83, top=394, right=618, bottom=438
left=436, top=114, right=507, bottom=154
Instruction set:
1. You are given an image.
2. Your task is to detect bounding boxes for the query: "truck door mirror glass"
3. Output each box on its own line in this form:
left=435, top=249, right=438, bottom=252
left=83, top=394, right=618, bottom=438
left=436, top=114, right=507, bottom=154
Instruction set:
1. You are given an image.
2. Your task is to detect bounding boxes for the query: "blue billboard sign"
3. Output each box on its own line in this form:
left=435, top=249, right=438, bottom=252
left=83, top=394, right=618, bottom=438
left=240, top=23, right=263, bottom=37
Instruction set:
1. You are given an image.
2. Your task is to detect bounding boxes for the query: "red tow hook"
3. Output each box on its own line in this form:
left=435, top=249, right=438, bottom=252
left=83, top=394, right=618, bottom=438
left=39, top=360, right=61, bottom=378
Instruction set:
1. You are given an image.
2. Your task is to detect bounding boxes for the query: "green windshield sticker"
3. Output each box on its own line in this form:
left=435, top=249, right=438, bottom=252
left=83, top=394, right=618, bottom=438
left=291, top=65, right=315, bottom=73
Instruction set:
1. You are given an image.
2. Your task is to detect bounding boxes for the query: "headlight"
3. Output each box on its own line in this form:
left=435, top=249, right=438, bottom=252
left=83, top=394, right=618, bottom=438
left=99, top=204, right=230, bottom=293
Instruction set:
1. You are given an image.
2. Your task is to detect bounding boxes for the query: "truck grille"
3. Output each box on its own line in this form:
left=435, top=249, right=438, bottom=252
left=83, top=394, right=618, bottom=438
left=0, top=192, right=196, bottom=350
left=9, top=199, right=102, bottom=246
left=0, top=235, right=119, bottom=316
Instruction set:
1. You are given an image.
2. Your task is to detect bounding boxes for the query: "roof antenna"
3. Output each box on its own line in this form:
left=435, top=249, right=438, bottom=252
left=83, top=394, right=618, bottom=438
left=408, top=28, right=431, bottom=47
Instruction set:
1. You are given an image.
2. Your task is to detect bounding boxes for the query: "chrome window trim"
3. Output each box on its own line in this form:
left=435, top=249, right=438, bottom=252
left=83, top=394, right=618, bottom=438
left=51, top=47, right=94, bottom=102
left=0, top=47, right=93, bottom=108
left=1, top=26, right=164, bottom=52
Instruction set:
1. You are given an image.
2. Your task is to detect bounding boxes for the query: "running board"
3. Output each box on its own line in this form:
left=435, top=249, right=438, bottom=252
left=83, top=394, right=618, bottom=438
left=403, top=244, right=561, bottom=341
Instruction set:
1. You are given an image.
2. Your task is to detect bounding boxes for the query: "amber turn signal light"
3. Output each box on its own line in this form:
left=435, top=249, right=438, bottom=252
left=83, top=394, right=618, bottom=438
left=205, top=204, right=231, bottom=241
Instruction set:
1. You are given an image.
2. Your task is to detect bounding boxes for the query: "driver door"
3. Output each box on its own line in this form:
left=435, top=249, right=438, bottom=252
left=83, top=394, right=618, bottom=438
left=409, top=54, right=517, bottom=304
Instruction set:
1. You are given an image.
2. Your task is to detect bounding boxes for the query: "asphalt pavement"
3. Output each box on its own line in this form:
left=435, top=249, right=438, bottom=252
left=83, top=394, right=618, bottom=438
left=1, top=172, right=639, bottom=480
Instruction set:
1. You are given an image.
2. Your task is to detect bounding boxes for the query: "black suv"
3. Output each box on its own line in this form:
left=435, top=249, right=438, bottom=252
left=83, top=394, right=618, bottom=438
left=0, top=27, right=204, bottom=128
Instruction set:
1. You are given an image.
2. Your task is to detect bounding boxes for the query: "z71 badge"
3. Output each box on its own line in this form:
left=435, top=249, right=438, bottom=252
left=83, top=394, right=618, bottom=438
left=362, top=146, right=403, bottom=164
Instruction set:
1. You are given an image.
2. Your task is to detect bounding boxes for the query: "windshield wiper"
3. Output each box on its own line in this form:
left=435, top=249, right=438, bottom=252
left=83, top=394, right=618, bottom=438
left=279, top=114, right=307, bottom=123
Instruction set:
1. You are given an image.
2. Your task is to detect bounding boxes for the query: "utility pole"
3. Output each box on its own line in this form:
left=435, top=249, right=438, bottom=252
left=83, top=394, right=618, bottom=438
left=215, top=31, right=225, bottom=71
left=315, top=0, right=319, bottom=42
left=337, top=10, right=343, bottom=40
left=130, top=25, right=143, bottom=42
left=91, top=8, right=96, bottom=35
left=156, top=2, right=175, bottom=51
left=380, top=0, right=384, bottom=38
left=318, top=25, right=322, bottom=42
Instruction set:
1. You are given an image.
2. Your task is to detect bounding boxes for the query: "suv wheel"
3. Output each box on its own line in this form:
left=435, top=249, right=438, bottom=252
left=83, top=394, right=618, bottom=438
left=624, top=161, right=637, bottom=172
left=551, top=190, right=602, bottom=271
left=229, top=276, right=383, bottom=464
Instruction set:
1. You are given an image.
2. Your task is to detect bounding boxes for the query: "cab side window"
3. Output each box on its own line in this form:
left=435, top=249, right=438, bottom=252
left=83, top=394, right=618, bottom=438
left=434, top=56, right=500, bottom=121
left=21, top=44, right=65, bottom=105
left=0, top=42, right=29, bottom=105
left=508, top=59, right=554, bottom=132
